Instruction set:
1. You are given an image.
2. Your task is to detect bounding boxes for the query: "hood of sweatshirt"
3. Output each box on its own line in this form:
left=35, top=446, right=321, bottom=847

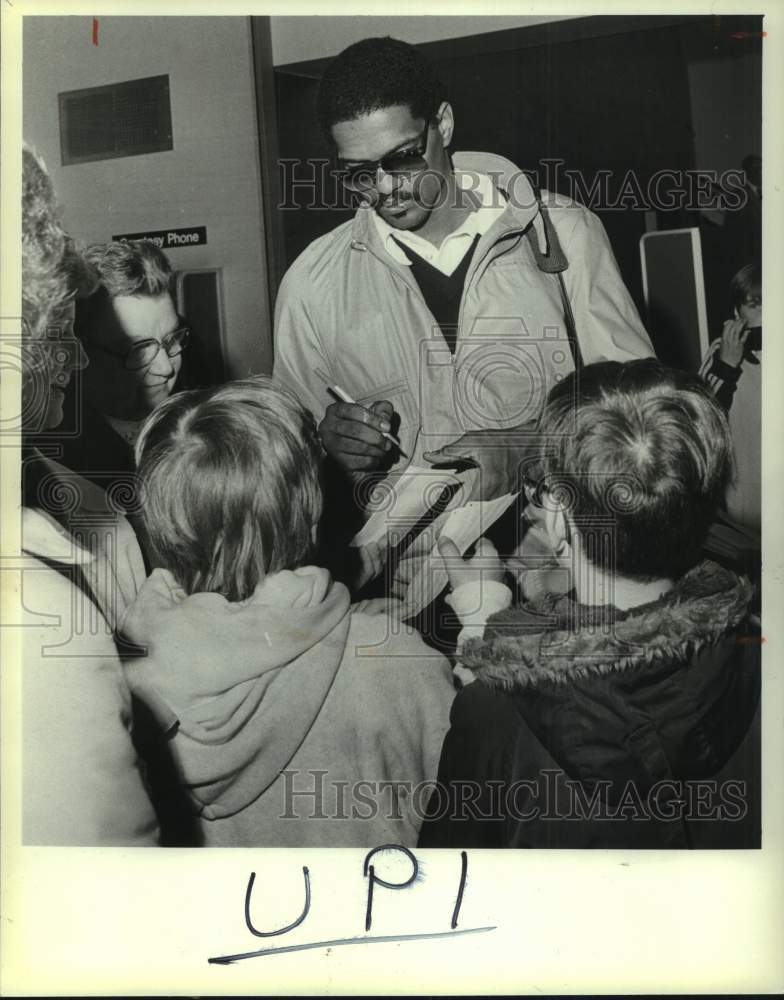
left=123, top=566, right=351, bottom=819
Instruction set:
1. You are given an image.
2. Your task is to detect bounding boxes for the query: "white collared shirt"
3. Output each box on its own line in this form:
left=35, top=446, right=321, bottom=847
left=373, top=171, right=507, bottom=276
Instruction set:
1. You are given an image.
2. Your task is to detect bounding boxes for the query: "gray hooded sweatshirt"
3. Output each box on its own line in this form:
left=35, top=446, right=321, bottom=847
left=123, top=566, right=454, bottom=847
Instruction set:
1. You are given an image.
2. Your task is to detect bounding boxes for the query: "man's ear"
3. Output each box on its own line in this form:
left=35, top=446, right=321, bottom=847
left=436, top=102, right=454, bottom=149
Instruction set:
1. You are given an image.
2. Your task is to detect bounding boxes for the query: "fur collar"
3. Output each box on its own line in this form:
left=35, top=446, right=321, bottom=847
left=459, top=560, right=752, bottom=690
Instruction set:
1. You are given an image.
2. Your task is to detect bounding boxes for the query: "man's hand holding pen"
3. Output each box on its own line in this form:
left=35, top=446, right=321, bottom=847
left=319, top=398, right=397, bottom=473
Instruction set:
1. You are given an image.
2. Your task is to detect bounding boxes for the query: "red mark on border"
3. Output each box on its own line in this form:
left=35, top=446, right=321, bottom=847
left=92, top=17, right=99, bottom=46
left=731, top=31, right=767, bottom=39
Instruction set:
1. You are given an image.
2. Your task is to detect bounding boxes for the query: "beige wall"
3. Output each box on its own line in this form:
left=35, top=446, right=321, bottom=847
left=23, top=15, right=271, bottom=377
left=270, top=14, right=577, bottom=66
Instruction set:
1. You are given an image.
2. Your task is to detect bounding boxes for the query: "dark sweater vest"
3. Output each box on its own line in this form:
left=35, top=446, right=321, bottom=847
left=391, top=233, right=480, bottom=354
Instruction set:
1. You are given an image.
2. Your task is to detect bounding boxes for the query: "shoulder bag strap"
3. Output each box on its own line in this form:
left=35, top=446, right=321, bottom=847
left=522, top=180, right=584, bottom=371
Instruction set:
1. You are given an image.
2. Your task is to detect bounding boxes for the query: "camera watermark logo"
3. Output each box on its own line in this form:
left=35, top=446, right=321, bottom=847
left=1, top=315, right=86, bottom=440
left=419, top=319, right=577, bottom=444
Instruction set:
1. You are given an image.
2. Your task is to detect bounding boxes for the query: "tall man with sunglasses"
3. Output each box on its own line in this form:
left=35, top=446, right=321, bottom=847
left=48, top=239, right=191, bottom=506
left=274, top=37, right=654, bottom=591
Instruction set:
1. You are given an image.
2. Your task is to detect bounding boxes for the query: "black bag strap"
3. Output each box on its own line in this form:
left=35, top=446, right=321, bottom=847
left=556, top=270, right=583, bottom=371
left=522, top=182, right=584, bottom=371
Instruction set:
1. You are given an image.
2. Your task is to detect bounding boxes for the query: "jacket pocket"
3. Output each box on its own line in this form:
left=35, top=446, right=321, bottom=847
left=356, top=380, right=418, bottom=432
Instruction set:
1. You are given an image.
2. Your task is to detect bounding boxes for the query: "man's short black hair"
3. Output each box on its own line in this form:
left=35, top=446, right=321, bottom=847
left=316, top=37, right=444, bottom=144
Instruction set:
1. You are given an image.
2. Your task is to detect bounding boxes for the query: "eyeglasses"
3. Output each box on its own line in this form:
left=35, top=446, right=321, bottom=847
left=521, top=468, right=559, bottom=509
left=336, top=119, right=433, bottom=193
left=81, top=321, right=190, bottom=371
left=522, top=468, right=580, bottom=551
left=521, top=468, right=547, bottom=509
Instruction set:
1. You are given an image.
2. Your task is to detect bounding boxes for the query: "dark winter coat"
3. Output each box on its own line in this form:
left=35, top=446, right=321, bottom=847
left=419, top=560, right=760, bottom=849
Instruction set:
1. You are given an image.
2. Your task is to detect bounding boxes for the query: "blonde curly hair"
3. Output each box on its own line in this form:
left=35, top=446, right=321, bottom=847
left=22, top=144, right=96, bottom=340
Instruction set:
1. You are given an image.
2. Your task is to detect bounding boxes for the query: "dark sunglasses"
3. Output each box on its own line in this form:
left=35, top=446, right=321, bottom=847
left=81, top=320, right=190, bottom=372
left=336, top=119, right=433, bottom=193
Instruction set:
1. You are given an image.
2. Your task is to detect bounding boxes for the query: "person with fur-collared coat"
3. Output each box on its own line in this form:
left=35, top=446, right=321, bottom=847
left=419, top=360, right=760, bottom=850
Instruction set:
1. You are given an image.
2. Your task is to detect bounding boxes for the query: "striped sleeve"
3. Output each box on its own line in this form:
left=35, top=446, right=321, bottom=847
left=699, top=339, right=742, bottom=413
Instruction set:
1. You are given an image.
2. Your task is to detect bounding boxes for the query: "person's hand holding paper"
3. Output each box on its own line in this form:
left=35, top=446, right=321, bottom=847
left=350, top=464, right=469, bottom=590
left=396, top=489, right=519, bottom=620
left=424, top=423, right=539, bottom=501
left=437, top=536, right=505, bottom=591
left=439, top=536, right=513, bottom=655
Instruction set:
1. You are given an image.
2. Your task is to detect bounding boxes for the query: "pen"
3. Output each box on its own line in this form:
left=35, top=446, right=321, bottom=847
left=325, top=382, right=408, bottom=458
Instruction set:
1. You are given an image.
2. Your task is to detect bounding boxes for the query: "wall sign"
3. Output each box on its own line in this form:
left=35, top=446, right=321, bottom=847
left=112, top=226, right=207, bottom=248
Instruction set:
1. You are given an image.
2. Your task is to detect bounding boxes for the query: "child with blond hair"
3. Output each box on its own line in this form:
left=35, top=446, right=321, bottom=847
left=121, top=376, right=454, bottom=847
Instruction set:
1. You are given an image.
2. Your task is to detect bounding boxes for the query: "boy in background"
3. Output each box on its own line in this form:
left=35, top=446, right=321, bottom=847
left=700, top=262, right=762, bottom=536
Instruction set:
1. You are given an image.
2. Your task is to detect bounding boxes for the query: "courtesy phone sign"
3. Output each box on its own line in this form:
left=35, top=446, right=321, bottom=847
left=112, top=226, right=207, bottom=248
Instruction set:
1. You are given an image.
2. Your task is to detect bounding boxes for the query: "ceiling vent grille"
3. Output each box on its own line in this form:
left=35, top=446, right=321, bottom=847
left=58, top=74, right=172, bottom=165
